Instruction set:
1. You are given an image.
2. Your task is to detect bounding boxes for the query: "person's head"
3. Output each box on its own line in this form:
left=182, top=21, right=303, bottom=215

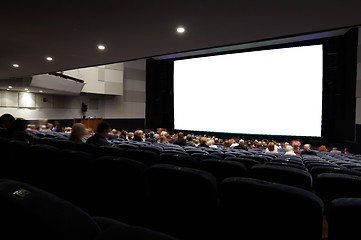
left=178, top=132, right=184, bottom=139
left=318, top=145, right=327, bottom=152
left=0, top=113, right=15, bottom=129
left=135, top=129, right=144, bottom=138
left=223, top=140, right=231, bottom=149
left=8, top=118, right=27, bottom=132
left=344, top=147, right=350, bottom=153
left=267, top=142, right=275, bottom=151
left=285, top=145, right=294, bottom=153
left=159, top=135, right=167, bottom=143
left=303, top=144, right=311, bottom=151
left=186, top=134, right=193, bottom=141
left=119, top=130, right=128, bottom=139
left=97, top=121, right=111, bottom=137
left=200, top=137, right=207, bottom=144
left=68, top=123, right=86, bottom=142
left=283, top=142, right=289, bottom=148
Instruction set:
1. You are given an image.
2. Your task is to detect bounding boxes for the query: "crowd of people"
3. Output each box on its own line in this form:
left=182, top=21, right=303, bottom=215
left=0, top=113, right=354, bottom=155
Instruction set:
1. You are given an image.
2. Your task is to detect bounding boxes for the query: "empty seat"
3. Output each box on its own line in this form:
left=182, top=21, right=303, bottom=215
left=328, top=198, right=361, bottom=240
left=93, top=216, right=178, bottom=240
left=224, top=157, right=261, bottom=170
left=191, top=152, right=222, bottom=161
left=250, top=164, right=312, bottom=190
left=90, top=156, right=148, bottom=225
left=95, top=145, right=124, bottom=157
left=199, top=159, right=248, bottom=183
left=146, top=164, right=219, bottom=239
left=0, top=179, right=101, bottom=240
left=264, top=161, right=308, bottom=172
left=123, top=148, right=159, bottom=166
left=219, top=177, right=324, bottom=240
left=314, top=173, right=361, bottom=214
left=157, top=152, right=198, bottom=167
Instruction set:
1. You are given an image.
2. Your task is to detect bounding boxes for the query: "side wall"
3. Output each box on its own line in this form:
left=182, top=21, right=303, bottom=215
left=0, top=59, right=146, bottom=131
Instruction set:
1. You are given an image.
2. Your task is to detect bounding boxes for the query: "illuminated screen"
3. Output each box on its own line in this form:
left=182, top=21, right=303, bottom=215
left=174, top=44, right=323, bottom=137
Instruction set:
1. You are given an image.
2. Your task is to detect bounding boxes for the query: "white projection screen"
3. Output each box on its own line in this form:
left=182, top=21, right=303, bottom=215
left=173, top=44, right=323, bottom=137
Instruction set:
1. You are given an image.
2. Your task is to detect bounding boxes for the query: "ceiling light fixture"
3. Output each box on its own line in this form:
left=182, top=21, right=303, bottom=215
left=8, top=86, right=12, bottom=89
left=13, top=64, right=19, bottom=68
left=39, top=90, right=43, bottom=93
left=25, top=88, right=28, bottom=91
left=98, top=45, right=105, bottom=50
left=46, top=57, right=53, bottom=61
left=177, top=27, right=185, bottom=33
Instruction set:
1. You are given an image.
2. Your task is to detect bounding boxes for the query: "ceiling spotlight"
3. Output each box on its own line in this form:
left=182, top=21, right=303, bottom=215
left=8, top=86, right=12, bottom=89
left=26, top=90, right=30, bottom=93
left=176, top=27, right=185, bottom=33
left=25, top=88, right=28, bottom=91
left=39, top=90, right=43, bottom=93
left=13, top=64, right=19, bottom=68
left=98, top=45, right=106, bottom=50
left=46, top=57, right=53, bottom=61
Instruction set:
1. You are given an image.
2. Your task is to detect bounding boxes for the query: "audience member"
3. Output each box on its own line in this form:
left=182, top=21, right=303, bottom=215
left=133, top=130, right=144, bottom=142
left=293, top=144, right=301, bottom=154
left=318, top=145, right=328, bottom=152
left=86, top=121, right=111, bottom=146
left=52, top=121, right=63, bottom=132
left=174, top=132, right=186, bottom=146
left=199, top=137, right=209, bottom=148
left=234, top=139, right=248, bottom=151
left=106, top=129, right=119, bottom=140
left=222, top=140, right=232, bottom=149
left=344, top=147, right=351, bottom=154
left=0, top=113, right=15, bottom=132
left=300, top=144, right=317, bottom=156
left=68, top=123, right=86, bottom=143
left=265, top=142, right=278, bottom=153
left=158, top=135, right=168, bottom=144
left=119, top=130, right=128, bottom=140
left=330, top=147, right=342, bottom=153
left=185, top=134, right=195, bottom=146
left=6, top=118, right=33, bottom=145
left=285, top=145, right=296, bottom=155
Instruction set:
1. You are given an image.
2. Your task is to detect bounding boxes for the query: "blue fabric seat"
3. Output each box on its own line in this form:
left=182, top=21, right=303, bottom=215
left=146, top=164, right=219, bottom=239
left=250, top=164, right=313, bottom=190
left=219, top=177, right=324, bottom=240
left=328, top=198, right=361, bottom=240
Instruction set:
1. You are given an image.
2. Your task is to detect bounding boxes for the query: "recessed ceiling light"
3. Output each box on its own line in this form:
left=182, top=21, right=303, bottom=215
left=6, top=88, right=10, bottom=91
left=176, top=27, right=185, bottom=33
left=25, top=88, right=28, bottom=91
left=13, top=64, right=19, bottom=68
left=26, top=90, right=30, bottom=93
left=46, top=57, right=53, bottom=61
left=8, top=86, right=12, bottom=89
left=39, top=90, right=43, bottom=93
left=98, top=45, right=105, bottom=50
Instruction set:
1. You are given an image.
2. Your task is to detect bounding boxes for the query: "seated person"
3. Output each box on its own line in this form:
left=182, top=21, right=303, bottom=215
left=68, top=123, right=86, bottom=143
left=133, top=130, right=144, bottom=142
left=174, top=132, right=186, bottom=146
left=300, top=144, right=317, bottom=156
left=285, top=145, right=296, bottom=155
left=330, top=147, right=342, bottom=153
left=198, top=137, right=209, bottom=148
left=86, top=121, right=111, bottom=146
left=318, top=145, right=328, bottom=152
left=265, top=142, right=278, bottom=153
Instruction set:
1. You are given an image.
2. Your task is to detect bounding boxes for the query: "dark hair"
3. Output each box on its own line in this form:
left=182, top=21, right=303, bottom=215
left=0, top=113, right=15, bottom=124
left=97, top=121, right=111, bottom=133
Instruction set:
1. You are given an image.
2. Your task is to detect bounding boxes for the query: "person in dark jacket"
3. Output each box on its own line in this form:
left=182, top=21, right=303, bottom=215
left=86, top=121, right=111, bottom=146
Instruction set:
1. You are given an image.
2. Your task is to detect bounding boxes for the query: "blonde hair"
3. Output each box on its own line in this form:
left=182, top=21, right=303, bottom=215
left=68, top=123, right=86, bottom=142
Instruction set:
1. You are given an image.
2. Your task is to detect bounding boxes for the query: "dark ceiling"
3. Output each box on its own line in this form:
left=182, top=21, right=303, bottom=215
left=1, top=0, right=361, bottom=79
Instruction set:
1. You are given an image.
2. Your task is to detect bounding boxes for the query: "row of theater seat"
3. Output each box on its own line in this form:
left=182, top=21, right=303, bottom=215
left=2, top=133, right=361, bottom=239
